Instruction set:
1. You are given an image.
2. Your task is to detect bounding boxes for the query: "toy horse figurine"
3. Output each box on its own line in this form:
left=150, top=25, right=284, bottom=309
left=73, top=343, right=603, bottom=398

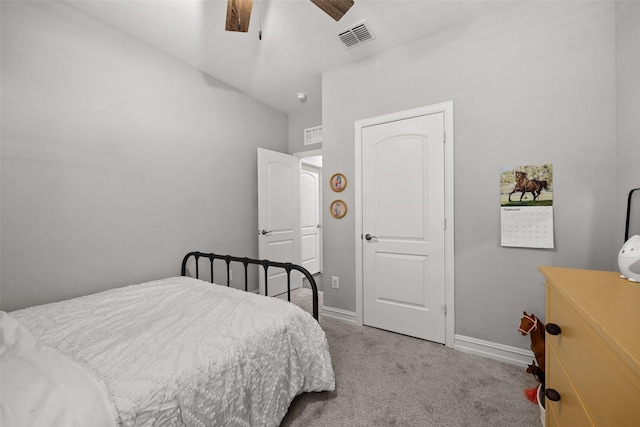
left=526, top=360, right=545, bottom=389
left=519, top=311, right=546, bottom=373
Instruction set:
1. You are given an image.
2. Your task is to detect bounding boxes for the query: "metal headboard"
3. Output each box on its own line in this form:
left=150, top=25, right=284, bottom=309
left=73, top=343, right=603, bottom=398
left=181, top=251, right=319, bottom=320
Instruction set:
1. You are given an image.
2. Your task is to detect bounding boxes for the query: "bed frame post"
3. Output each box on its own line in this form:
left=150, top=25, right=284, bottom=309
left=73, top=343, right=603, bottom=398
left=224, top=256, right=231, bottom=287
left=262, top=261, right=269, bottom=297
left=284, top=264, right=292, bottom=302
left=242, top=258, right=249, bottom=292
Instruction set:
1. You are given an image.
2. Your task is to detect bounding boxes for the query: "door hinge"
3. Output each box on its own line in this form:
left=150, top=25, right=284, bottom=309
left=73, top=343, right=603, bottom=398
left=441, top=304, right=447, bottom=315
left=443, top=132, right=446, bottom=143
left=443, top=218, right=446, bottom=229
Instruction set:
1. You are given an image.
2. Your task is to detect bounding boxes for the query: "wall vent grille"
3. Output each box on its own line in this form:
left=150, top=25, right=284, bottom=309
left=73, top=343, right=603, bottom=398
left=336, top=20, right=375, bottom=49
left=304, top=125, right=323, bottom=145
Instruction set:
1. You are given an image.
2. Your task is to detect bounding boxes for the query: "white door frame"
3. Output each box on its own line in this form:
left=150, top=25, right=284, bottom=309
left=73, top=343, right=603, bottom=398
left=354, top=101, right=455, bottom=348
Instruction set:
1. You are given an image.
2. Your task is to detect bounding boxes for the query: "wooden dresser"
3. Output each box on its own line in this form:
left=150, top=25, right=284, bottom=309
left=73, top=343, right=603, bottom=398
left=539, top=266, right=640, bottom=426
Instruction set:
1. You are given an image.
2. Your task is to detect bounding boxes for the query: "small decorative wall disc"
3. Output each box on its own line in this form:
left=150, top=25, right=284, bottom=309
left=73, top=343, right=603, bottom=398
left=330, top=173, right=347, bottom=192
left=330, top=200, right=347, bottom=219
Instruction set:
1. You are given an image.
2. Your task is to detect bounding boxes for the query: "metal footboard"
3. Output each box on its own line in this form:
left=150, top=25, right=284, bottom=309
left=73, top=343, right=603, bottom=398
left=181, top=251, right=319, bottom=320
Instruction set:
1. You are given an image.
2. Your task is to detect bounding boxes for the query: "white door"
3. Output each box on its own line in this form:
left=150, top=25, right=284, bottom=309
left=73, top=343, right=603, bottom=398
left=257, top=148, right=301, bottom=296
left=362, top=112, right=446, bottom=343
left=300, top=163, right=322, bottom=275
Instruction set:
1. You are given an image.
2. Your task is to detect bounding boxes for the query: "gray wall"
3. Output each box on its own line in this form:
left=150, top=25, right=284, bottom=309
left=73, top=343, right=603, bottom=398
left=616, top=2, right=640, bottom=242
left=321, top=1, right=621, bottom=348
left=0, top=1, right=288, bottom=311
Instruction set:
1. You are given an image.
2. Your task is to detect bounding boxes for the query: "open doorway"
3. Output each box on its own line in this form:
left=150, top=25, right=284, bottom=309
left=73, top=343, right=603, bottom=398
left=296, top=150, right=323, bottom=290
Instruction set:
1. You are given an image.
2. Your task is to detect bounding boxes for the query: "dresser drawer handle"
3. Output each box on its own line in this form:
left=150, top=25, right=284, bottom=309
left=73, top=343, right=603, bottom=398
left=545, top=388, right=561, bottom=402
left=545, top=323, right=562, bottom=336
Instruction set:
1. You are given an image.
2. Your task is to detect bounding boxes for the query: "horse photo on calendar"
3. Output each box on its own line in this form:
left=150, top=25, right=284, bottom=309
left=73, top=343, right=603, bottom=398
left=500, top=164, right=553, bottom=206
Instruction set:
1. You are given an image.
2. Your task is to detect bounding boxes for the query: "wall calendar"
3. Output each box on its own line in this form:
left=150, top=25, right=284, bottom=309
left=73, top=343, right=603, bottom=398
left=500, top=164, right=554, bottom=249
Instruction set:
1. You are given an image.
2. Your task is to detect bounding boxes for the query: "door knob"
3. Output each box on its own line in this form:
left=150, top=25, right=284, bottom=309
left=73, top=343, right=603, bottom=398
left=546, top=323, right=562, bottom=336
left=365, top=233, right=378, bottom=241
left=260, top=229, right=272, bottom=235
left=545, top=388, right=561, bottom=402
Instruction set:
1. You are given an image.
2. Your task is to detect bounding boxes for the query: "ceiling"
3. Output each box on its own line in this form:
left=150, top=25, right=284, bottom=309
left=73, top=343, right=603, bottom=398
left=67, top=0, right=520, bottom=115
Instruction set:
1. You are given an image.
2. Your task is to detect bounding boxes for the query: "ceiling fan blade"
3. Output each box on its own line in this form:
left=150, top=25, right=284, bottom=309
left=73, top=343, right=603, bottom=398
left=310, top=0, right=354, bottom=22
left=225, top=0, right=253, bottom=32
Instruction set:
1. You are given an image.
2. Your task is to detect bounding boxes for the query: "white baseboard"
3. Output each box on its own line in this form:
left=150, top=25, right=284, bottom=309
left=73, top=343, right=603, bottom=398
left=454, top=334, right=535, bottom=368
left=321, top=306, right=357, bottom=324
left=318, top=315, right=534, bottom=368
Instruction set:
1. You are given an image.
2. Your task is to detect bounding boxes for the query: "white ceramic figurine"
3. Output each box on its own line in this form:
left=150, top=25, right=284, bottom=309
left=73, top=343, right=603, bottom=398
left=618, top=234, right=640, bottom=282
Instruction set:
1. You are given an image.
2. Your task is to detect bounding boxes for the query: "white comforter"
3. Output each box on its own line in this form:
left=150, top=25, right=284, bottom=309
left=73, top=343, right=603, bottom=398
left=5, top=277, right=335, bottom=427
left=1, top=312, right=116, bottom=427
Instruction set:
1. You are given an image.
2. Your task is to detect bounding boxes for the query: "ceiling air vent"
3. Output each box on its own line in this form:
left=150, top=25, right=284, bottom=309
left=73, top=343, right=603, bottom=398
left=336, top=20, right=375, bottom=49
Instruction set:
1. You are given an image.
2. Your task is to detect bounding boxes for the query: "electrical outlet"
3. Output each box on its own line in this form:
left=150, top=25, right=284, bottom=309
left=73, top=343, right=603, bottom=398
left=331, top=276, right=339, bottom=289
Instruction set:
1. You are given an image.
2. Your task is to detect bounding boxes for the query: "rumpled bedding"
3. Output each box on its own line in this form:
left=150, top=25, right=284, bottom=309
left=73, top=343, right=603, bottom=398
left=1, top=312, right=116, bottom=427
left=6, top=277, right=335, bottom=427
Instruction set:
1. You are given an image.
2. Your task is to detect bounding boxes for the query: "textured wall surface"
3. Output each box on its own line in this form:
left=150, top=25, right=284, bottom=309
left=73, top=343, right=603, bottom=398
left=321, top=1, right=619, bottom=348
left=1, top=2, right=288, bottom=311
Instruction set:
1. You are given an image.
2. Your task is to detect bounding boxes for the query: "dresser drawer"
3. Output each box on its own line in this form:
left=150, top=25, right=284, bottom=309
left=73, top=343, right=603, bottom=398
left=547, top=285, right=640, bottom=426
left=547, top=402, right=561, bottom=427
left=546, top=344, right=593, bottom=427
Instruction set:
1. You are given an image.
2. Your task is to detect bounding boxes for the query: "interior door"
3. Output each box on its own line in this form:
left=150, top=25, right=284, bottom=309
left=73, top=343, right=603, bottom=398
left=300, top=162, right=322, bottom=275
left=362, top=113, right=446, bottom=343
left=257, top=148, right=301, bottom=296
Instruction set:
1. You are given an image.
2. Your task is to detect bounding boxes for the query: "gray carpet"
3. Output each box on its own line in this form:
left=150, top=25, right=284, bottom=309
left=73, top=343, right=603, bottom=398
left=279, top=288, right=541, bottom=427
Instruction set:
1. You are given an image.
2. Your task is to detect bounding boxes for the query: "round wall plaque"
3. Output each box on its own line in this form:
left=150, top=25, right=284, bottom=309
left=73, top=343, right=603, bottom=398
left=330, top=200, right=347, bottom=219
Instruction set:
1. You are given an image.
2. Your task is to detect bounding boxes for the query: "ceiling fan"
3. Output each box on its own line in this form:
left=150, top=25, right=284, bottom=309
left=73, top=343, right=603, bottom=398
left=225, top=0, right=355, bottom=32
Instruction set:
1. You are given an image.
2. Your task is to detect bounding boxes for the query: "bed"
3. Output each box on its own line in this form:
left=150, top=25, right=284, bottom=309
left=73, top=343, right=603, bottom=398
left=1, top=252, right=335, bottom=427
